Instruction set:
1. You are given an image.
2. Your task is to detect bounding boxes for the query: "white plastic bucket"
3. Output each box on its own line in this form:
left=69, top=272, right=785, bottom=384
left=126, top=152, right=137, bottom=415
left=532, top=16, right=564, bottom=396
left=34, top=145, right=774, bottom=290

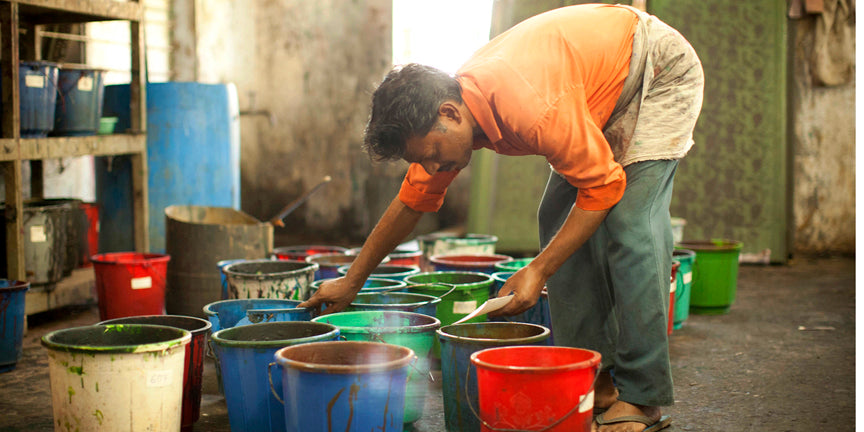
left=41, top=324, right=190, bottom=431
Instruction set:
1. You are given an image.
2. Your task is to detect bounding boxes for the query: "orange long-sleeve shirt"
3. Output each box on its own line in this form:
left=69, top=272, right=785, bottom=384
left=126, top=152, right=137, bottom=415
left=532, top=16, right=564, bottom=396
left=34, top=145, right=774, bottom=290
left=399, top=4, right=637, bottom=213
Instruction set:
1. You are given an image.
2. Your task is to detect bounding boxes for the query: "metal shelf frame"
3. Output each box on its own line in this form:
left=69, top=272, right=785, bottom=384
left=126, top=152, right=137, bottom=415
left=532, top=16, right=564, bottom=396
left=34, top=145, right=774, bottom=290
left=1, top=0, right=147, bottom=309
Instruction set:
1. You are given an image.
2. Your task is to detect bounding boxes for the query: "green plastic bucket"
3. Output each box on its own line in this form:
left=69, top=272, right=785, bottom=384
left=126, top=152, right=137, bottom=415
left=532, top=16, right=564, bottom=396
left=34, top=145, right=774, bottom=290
left=404, top=271, right=494, bottom=359
left=311, top=311, right=440, bottom=424
left=672, top=249, right=696, bottom=328
left=677, top=240, right=743, bottom=314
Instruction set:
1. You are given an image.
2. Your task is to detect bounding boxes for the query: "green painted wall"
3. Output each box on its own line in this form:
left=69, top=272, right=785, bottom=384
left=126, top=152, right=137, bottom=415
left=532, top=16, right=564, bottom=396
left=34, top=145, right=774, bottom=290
left=649, top=1, right=790, bottom=262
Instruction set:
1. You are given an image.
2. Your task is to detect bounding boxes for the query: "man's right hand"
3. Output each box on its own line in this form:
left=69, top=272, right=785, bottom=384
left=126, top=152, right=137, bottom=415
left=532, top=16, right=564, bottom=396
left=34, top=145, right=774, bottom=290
left=298, top=277, right=359, bottom=316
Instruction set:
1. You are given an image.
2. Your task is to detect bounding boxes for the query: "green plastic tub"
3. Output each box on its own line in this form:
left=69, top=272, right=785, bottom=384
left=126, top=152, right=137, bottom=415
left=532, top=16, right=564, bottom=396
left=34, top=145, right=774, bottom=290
left=677, top=240, right=743, bottom=314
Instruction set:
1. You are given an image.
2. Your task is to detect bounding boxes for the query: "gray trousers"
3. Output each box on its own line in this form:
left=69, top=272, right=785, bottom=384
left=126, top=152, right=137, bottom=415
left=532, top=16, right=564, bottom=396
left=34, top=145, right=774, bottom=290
left=538, top=159, right=678, bottom=407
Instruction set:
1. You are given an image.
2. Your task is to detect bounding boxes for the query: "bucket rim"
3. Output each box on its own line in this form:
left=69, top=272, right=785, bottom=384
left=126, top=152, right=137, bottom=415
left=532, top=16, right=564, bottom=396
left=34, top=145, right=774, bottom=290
left=312, top=310, right=441, bottom=333
left=210, top=321, right=339, bottom=348
left=351, top=291, right=441, bottom=308
left=274, top=341, right=415, bottom=374
left=274, top=245, right=348, bottom=254
left=90, top=252, right=171, bottom=265
left=41, top=324, right=191, bottom=354
left=337, top=264, right=420, bottom=277
left=417, top=233, right=499, bottom=244
left=429, top=253, right=514, bottom=266
left=493, top=257, right=535, bottom=271
left=437, top=322, right=551, bottom=345
left=676, top=240, right=743, bottom=252
left=0, top=280, right=30, bottom=292
left=306, top=253, right=390, bottom=266
left=672, top=248, right=697, bottom=258
left=404, top=271, right=494, bottom=288
left=98, top=315, right=211, bottom=335
left=470, top=345, right=601, bottom=373
left=311, top=277, right=406, bottom=290
left=202, top=298, right=302, bottom=317
left=223, top=259, right=318, bottom=279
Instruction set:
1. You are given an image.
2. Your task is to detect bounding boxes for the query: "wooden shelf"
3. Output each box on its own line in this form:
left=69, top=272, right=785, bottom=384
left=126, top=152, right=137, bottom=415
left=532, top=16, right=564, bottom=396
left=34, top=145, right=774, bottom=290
left=0, top=134, right=146, bottom=160
left=25, top=266, right=96, bottom=315
left=16, top=0, right=142, bottom=24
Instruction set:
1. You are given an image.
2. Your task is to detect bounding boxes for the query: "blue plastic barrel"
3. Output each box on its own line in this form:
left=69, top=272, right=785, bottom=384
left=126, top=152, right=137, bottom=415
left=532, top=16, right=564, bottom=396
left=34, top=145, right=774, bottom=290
left=53, top=65, right=105, bottom=136
left=18, top=61, right=59, bottom=137
left=489, top=271, right=554, bottom=344
left=98, top=82, right=241, bottom=253
left=211, top=322, right=339, bottom=432
left=0, top=280, right=30, bottom=373
left=275, top=341, right=414, bottom=432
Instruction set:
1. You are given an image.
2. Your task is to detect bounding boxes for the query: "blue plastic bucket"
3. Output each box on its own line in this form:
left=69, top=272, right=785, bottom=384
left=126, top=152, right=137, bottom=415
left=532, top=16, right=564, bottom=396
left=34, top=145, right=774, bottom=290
left=437, top=322, right=551, bottom=432
left=0, top=280, right=30, bottom=372
left=489, top=271, right=554, bottom=344
left=217, top=259, right=245, bottom=300
left=18, top=61, right=59, bottom=137
left=53, top=65, right=105, bottom=136
left=203, top=298, right=304, bottom=332
left=211, top=321, right=339, bottom=432
left=275, top=341, right=415, bottom=432
left=246, top=301, right=315, bottom=324
left=347, top=291, right=441, bottom=318
left=312, top=311, right=440, bottom=424
left=338, top=264, right=421, bottom=281
left=311, top=276, right=407, bottom=294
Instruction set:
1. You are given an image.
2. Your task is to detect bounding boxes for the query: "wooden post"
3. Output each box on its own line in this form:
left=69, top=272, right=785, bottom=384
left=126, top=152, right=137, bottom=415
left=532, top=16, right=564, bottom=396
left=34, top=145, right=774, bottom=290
left=1, top=2, right=24, bottom=280
left=130, top=15, right=148, bottom=252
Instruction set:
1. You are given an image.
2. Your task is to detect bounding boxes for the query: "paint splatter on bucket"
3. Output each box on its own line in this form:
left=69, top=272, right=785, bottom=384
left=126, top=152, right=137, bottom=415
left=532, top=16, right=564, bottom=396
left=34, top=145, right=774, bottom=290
left=223, top=259, right=317, bottom=300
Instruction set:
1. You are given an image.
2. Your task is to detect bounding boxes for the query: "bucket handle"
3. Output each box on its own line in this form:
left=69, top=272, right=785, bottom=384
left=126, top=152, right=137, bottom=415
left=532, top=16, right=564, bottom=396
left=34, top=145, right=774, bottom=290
left=368, top=332, right=435, bottom=383
left=397, top=282, right=458, bottom=310
left=464, top=357, right=600, bottom=432
left=267, top=362, right=285, bottom=405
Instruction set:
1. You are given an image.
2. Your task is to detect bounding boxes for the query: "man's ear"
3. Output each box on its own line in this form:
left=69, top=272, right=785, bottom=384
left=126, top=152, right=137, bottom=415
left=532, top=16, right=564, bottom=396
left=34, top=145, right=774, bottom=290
left=438, top=101, right=462, bottom=123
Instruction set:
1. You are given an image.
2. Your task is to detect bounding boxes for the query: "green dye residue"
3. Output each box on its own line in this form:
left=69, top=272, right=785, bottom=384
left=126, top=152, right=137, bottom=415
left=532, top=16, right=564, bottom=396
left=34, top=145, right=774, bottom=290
left=93, top=410, right=104, bottom=426
left=95, top=382, right=99, bottom=392
left=67, top=386, right=75, bottom=404
left=68, top=366, right=84, bottom=375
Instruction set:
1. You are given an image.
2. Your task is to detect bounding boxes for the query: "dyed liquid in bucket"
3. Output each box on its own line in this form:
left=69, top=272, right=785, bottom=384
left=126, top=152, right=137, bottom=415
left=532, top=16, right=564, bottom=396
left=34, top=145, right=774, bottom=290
left=338, top=264, right=420, bottom=281
left=489, top=271, right=553, bottom=344
left=312, top=277, right=407, bottom=294
left=417, top=233, right=498, bottom=272
left=41, top=324, right=191, bottom=431
left=98, top=315, right=211, bottom=432
left=312, top=311, right=440, bottom=424
left=429, top=254, right=513, bottom=275
left=437, top=322, right=551, bottom=432
left=223, top=259, right=318, bottom=300
left=348, top=291, right=441, bottom=318
left=472, top=346, right=601, bottom=432
left=91, top=252, right=170, bottom=320
left=275, top=341, right=415, bottom=432
left=211, top=321, right=340, bottom=432
left=272, top=245, right=347, bottom=261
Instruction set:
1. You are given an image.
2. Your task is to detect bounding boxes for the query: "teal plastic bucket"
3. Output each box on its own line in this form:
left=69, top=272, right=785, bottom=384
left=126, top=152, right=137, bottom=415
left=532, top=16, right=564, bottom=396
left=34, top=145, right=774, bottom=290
left=677, top=240, right=743, bottom=314
left=275, top=341, right=415, bottom=432
left=211, top=321, right=339, bottom=432
left=493, top=257, right=534, bottom=272
left=437, top=322, right=552, bottom=432
left=337, top=264, right=421, bottom=281
left=0, top=280, right=30, bottom=372
left=672, top=249, right=696, bottom=328
left=347, top=291, right=442, bottom=318
left=312, top=311, right=440, bottom=424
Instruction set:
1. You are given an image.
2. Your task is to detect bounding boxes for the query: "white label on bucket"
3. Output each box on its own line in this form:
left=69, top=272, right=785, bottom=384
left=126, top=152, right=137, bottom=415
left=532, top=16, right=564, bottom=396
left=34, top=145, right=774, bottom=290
left=131, top=276, right=152, bottom=290
left=670, top=281, right=677, bottom=293
left=77, top=76, right=93, bottom=91
left=25, top=75, right=44, bottom=88
left=30, top=225, right=47, bottom=243
left=146, top=370, right=172, bottom=387
left=453, top=301, right=477, bottom=314
left=683, top=272, right=692, bottom=284
left=579, top=390, right=594, bottom=413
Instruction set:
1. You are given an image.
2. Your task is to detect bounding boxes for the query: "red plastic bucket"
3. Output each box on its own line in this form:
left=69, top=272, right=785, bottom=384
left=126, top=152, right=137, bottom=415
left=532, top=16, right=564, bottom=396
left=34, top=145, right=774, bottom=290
left=471, top=346, right=601, bottom=432
left=668, top=261, right=680, bottom=336
left=91, top=252, right=170, bottom=320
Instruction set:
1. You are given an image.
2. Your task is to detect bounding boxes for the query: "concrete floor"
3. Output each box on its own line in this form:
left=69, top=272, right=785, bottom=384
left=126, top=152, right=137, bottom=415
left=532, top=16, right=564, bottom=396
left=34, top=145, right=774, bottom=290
left=1, top=256, right=854, bottom=432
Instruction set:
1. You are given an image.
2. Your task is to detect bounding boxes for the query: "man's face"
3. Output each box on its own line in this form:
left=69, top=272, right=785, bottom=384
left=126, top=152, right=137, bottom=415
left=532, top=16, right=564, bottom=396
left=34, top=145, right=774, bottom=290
left=403, top=120, right=474, bottom=176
